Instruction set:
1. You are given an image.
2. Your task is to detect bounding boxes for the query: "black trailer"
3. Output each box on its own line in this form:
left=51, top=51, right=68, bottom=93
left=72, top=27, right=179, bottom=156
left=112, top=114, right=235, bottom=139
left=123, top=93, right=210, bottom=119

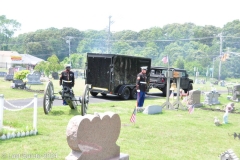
left=85, top=53, right=151, bottom=100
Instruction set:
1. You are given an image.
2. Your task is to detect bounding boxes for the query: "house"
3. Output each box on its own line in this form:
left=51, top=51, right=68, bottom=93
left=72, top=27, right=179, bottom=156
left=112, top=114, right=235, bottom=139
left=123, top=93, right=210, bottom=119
left=0, top=51, right=44, bottom=69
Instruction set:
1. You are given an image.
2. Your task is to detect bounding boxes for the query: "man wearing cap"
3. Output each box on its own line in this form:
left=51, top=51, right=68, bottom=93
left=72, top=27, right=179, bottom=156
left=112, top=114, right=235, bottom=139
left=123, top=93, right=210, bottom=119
left=136, top=66, right=147, bottom=108
left=59, top=65, right=75, bottom=105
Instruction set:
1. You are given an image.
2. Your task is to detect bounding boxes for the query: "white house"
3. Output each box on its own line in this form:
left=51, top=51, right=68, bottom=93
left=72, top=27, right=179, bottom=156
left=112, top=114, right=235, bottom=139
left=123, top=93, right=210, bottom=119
left=0, top=51, right=44, bottom=69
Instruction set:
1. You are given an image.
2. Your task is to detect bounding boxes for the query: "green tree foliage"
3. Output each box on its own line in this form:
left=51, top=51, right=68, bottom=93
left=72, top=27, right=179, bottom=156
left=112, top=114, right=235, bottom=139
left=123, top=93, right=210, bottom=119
left=60, top=53, right=85, bottom=69
left=3, top=17, right=240, bottom=79
left=14, top=70, right=30, bottom=80
left=0, top=15, right=21, bottom=50
left=34, top=54, right=63, bottom=77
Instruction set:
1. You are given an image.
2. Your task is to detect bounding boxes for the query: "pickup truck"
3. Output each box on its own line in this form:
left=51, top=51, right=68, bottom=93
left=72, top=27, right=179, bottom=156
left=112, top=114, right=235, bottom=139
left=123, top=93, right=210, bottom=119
left=149, top=66, right=193, bottom=96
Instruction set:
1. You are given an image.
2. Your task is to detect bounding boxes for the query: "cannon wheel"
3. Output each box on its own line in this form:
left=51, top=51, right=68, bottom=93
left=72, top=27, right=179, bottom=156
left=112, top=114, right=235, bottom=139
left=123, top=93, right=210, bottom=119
left=81, top=84, right=90, bottom=116
left=43, top=81, right=54, bottom=114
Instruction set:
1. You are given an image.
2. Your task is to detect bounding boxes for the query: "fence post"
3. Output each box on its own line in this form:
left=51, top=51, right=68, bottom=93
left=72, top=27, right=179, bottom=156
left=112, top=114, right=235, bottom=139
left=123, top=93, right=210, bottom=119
left=0, top=94, right=4, bottom=131
left=33, top=94, right=37, bottom=132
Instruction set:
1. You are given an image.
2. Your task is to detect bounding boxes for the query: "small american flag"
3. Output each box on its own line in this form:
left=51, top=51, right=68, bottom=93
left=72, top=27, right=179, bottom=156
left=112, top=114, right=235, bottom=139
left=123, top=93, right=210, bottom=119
left=130, top=108, right=137, bottom=123
left=162, top=56, right=168, bottom=64
left=188, top=104, right=195, bottom=114
left=170, top=91, right=174, bottom=98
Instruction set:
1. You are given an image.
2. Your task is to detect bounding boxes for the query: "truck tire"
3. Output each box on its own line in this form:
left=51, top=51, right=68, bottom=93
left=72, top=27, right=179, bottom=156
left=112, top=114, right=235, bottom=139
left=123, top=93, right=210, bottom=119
left=90, top=92, right=98, bottom=96
left=101, top=93, right=107, bottom=97
left=162, top=86, right=167, bottom=97
left=184, top=83, right=193, bottom=93
left=120, top=87, right=130, bottom=100
left=130, top=88, right=137, bottom=99
left=188, top=83, right=193, bottom=90
left=162, top=86, right=172, bottom=97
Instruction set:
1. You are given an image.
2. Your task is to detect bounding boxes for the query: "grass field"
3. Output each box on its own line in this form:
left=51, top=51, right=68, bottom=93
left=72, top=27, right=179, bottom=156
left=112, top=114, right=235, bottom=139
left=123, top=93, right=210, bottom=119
left=0, top=77, right=240, bottom=160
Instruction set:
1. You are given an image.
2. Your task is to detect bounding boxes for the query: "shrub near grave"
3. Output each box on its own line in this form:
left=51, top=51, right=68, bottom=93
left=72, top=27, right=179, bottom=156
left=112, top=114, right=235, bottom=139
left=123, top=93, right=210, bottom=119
left=14, top=70, right=30, bottom=80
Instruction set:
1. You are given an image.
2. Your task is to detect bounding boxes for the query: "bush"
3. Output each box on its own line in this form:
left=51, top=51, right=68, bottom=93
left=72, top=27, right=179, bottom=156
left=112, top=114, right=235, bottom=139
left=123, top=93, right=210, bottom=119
left=14, top=70, right=30, bottom=80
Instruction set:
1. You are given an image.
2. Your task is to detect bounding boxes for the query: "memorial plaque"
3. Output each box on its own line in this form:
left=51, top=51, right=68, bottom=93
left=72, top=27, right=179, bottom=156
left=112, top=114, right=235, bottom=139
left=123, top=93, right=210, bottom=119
left=26, top=71, right=42, bottom=84
left=52, top=72, right=59, bottom=80
left=0, top=72, right=7, bottom=77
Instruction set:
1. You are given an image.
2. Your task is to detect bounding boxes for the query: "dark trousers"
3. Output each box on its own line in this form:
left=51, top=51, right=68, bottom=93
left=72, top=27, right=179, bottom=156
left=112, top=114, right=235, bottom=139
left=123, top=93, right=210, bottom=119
left=137, top=91, right=145, bottom=107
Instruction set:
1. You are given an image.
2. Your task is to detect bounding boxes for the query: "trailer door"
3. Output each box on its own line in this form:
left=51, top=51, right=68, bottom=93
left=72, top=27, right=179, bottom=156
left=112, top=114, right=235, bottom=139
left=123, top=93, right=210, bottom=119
left=86, top=54, right=112, bottom=90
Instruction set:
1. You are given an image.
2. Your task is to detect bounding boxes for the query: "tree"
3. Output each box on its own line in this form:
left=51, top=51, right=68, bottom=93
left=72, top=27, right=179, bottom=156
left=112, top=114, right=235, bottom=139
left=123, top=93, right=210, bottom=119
left=0, top=15, right=21, bottom=50
left=34, top=54, right=63, bottom=77
left=61, top=53, right=85, bottom=69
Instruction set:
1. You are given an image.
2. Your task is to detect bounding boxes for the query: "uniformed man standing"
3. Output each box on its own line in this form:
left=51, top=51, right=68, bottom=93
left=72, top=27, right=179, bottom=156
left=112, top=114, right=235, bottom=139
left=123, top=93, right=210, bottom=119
left=59, top=65, right=75, bottom=105
left=136, top=66, right=147, bottom=108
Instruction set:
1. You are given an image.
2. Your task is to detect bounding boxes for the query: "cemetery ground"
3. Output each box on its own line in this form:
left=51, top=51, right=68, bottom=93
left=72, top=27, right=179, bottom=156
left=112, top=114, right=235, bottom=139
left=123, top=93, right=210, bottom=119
left=0, top=77, right=240, bottom=159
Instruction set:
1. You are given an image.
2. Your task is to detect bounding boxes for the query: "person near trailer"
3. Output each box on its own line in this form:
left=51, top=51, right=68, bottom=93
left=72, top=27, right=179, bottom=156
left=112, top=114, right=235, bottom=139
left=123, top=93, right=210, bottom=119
left=136, top=66, right=148, bottom=108
left=59, top=65, right=75, bottom=105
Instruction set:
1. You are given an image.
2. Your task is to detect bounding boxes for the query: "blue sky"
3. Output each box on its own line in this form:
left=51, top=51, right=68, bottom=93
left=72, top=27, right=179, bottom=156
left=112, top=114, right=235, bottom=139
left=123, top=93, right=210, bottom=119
left=1, top=0, right=240, bottom=36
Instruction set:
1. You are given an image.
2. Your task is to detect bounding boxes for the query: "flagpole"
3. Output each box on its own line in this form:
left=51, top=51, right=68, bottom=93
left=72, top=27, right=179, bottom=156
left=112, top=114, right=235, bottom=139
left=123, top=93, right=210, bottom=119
left=167, top=54, right=169, bottom=69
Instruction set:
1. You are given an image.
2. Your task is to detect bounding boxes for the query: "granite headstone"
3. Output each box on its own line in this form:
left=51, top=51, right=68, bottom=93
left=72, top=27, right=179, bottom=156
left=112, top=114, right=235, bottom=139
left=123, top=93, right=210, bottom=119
left=187, top=90, right=203, bottom=107
left=26, top=71, right=42, bottom=84
left=65, top=112, right=129, bottom=160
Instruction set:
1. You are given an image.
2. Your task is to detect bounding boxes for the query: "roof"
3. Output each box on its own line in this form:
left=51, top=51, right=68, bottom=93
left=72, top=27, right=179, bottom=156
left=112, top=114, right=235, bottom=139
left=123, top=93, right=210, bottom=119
left=19, top=54, right=44, bottom=65
left=0, top=51, right=19, bottom=56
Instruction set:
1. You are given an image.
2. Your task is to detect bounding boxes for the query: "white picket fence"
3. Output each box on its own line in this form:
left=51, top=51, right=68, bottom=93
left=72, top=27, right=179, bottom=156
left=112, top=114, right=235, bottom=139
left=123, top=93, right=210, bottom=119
left=0, top=94, right=38, bottom=139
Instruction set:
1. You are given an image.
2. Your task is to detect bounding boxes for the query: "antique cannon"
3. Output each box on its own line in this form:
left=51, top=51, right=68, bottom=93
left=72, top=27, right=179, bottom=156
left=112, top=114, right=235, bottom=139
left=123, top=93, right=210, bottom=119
left=43, top=81, right=90, bottom=116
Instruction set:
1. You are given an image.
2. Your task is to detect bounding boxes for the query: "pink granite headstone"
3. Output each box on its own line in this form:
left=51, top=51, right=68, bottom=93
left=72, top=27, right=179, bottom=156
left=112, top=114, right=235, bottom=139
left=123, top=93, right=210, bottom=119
left=65, top=112, right=122, bottom=160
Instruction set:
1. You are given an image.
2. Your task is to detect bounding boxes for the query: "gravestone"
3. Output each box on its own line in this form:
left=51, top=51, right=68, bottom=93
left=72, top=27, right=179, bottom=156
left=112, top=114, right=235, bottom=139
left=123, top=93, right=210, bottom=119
left=8, top=67, right=14, bottom=74
left=219, top=149, right=239, bottom=160
left=74, top=71, right=79, bottom=79
left=203, top=91, right=220, bottom=105
left=232, top=85, right=240, bottom=102
left=26, top=71, right=42, bottom=84
left=65, top=112, right=129, bottom=160
left=0, top=72, right=7, bottom=77
left=187, top=90, right=203, bottom=107
left=4, top=74, right=14, bottom=81
left=51, top=72, right=59, bottom=80
left=4, top=68, right=14, bottom=81
left=143, top=105, right=162, bottom=114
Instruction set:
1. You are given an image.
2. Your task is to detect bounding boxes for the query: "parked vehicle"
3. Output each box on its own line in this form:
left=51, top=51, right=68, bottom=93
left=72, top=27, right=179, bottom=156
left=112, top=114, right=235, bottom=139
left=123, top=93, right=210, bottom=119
left=85, top=53, right=151, bottom=100
left=149, top=66, right=193, bottom=96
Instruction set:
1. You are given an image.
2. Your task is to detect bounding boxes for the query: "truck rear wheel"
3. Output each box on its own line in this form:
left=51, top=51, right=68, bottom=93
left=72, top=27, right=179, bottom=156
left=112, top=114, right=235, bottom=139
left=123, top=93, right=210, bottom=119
left=120, top=87, right=130, bottom=100
left=130, top=88, right=137, bottom=99
left=90, top=92, right=98, bottom=96
left=184, top=83, right=193, bottom=93
left=162, top=86, right=172, bottom=97
left=101, top=93, right=107, bottom=97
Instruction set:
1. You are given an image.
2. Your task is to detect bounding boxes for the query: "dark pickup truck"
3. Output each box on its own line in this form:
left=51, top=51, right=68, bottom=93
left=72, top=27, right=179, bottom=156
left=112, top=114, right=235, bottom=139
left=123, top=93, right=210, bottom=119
left=149, top=66, right=193, bottom=96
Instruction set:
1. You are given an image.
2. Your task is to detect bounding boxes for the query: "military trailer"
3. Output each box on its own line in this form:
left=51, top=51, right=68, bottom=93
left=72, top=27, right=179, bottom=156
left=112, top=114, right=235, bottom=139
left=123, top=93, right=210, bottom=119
left=85, top=53, right=151, bottom=100
left=149, top=66, right=193, bottom=96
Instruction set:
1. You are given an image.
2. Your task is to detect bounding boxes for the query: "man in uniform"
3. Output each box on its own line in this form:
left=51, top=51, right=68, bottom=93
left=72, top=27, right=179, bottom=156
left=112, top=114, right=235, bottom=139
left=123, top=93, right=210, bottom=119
left=136, top=66, right=147, bottom=108
left=59, top=65, right=75, bottom=105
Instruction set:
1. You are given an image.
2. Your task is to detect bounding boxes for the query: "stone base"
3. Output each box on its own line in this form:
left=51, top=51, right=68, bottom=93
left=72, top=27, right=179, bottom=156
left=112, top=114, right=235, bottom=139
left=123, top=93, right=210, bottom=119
left=27, top=82, right=43, bottom=85
left=143, top=105, right=162, bottom=114
left=65, top=152, right=129, bottom=160
left=193, top=103, right=203, bottom=108
left=109, top=153, right=129, bottom=160
left=137, top=107, right=145, bottom=112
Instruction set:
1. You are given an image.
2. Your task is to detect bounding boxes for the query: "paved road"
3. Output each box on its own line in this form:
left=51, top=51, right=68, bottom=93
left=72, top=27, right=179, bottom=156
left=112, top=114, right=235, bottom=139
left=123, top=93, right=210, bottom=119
left=3, top=90, right=227, bottom=109
left=3, top=93, right=161, bottom=109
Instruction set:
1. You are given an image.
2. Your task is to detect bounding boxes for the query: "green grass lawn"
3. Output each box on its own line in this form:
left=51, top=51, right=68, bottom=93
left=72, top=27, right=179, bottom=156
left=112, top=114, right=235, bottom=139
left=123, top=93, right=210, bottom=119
left=0, top=77, right=240, bottom=159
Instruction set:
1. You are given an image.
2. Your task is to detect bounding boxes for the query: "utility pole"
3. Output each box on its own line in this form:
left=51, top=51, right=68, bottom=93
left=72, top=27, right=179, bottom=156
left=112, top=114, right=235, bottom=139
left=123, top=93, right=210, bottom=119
left=107, top=16, right=114, bottom=54
left=65, top=36, right=74, bottom=66
left=218, top=32, right=223, bottom=81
